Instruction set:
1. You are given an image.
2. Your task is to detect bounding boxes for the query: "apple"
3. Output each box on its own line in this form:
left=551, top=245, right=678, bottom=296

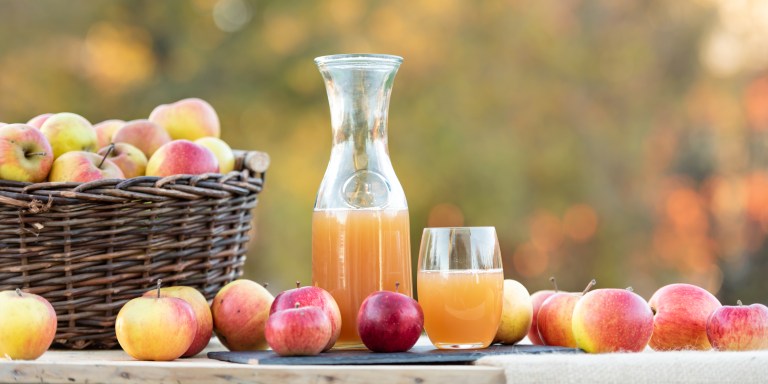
left=494, top=279, right=533, bottom=345
left=40, top=112, right=98, bottom=159
left=648, top=283, right=721, bottom=351
left=93, top=119, right=125, bottom=149
left=116, top=280, right=197, bottom=361
left=266, top=304, right=331, bottom=356
left=211, top=279, right=274, bottom=351
left=707, top=300, right=768, bottom=351
left=195, top=137, right=235, bottom=174
left=146, top=140, right=219, bottom=177
left=112, top=119, right=171, bottom=158
left=26, top=113, right=53, bottom=129
left=0, top=289, right=57, bottom=360
left=97, top=143, right=147, bottom=179
left=572, top=288, right=654, bottom=353
left=49, top=151, right=124, bottom=183
left=528, top=290, right=557, bottom=345
left=149, top=98, right=220, bottom=141
left=0, top=123, right=54, bottom=183
left=142, top=286, right=213, bottom=357
left=270, top=282, right=341, bottom=351
left=357, top=283, right=424, bottom=353
left=537, top=279, right=595, bottom=348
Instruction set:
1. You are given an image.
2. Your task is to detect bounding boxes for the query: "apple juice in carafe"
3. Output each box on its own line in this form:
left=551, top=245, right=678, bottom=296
left=312, top=54, right=412, bottom=348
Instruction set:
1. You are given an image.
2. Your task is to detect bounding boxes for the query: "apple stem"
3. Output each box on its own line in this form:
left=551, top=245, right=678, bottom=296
left=263, top=282, right=269, bottom=289
left=27, top=152, right=47, bottom=158
left=626, top=286, right=634, bottom=292
left=582, top=279, right=596, bottom=296
left=156, top=279, right=162, bottom=299
left=549, top=276, right=559, bottom=292
left=296, top=281, right=301, bottom=288
left=98, top=143, right=115, bottom=169
left=395, top=281, right=400, bottom=293
left=294, top=302, right=300, bottom=309
left=15, top=288, right=22, bottom=297
left=738, top=300, right=743, bottom=306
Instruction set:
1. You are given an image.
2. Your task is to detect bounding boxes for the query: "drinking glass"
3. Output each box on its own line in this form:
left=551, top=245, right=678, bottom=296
left=417, top=227, right=504, bottom=349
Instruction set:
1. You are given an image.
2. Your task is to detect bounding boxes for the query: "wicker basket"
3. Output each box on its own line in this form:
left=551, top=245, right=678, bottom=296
left=0, top=149, right=269, bottom=349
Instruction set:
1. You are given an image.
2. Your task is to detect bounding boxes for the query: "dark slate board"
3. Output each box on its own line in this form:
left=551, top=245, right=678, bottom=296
left=208, top=344, right=582, bottom=365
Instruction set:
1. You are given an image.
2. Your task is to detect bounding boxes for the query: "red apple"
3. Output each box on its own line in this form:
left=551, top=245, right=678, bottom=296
left=572, top=288, right=654, bottom=353
left=707, top=300, right=768, bottom=351
left=145, top=140, right=219, bottom=177
left=0, top=289, right=57, bottom=360
left=40, top=112, right=98, bottom=159
left=0, top=123, right=54, bottom=183
left=93, top=119, right=125, bottom=149
left=648, top=283, right=721, bottom=351
left=143, top=286, right=213, bottom=357
left=537, top=279, right=595, bottom=348
left=149, top=98, right=221, bottom=141
left=48, top=151, right=124, bottom=183
left=211, top=279, right=274, bottom=351
left=98, top=143, right=147, bottom=179
left=270, top=282, right=341, bottom=351
left=357, top=283, right=424, bottom=353
left=112, top=119, right=171, bottom=158
left=26, top=113, right=53, bottom=129
left=115, top=281, right=197, bottom=361
left=266, top=304, right=331, bottom=356
left=528, top=290, right=557, bottom=345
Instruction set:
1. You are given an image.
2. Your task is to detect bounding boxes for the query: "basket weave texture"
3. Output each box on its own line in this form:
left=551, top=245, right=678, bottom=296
left=0, top=150, right=268, bottom=349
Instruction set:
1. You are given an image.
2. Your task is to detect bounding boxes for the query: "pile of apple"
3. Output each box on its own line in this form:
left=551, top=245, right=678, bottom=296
left=501, top=278, right=768, bottom=353
left=0, top=98, right=236, bottom=184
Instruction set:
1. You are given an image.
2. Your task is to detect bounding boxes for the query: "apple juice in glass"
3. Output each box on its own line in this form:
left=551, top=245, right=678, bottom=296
left=311, top=54, right=412, bottom=349
left=417, top=227, right=504, bottom=349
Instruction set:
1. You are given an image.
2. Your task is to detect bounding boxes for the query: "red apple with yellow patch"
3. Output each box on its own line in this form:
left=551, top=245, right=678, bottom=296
left=0, top=123, right=54, bottom=183
left=98, top=143, right=147, bottom=179
left=93, top=119, right=125, bottom=149
left=270, top=282, right=341, bottom=351
left=143, top=286, right=213, bottom=357
left=648, top=283, right=721, bottom=351
left=49, top=151, right=124, bottom=182
left=26, top=113, right=53, bottom=129
left=211, top=280, right=274, bottom=351
left=707, top=300, right=768, bottom=351
left=537, top=279, right=595, bottom=348
left=572, top=288, right=653, bottom=353
left=0, top=289, right=57, bottom=360
left=112, top=119, right=171, bottom=158
left=146, top=140, right=219, bottom=177
left=149, top=98, right=221, bottom=141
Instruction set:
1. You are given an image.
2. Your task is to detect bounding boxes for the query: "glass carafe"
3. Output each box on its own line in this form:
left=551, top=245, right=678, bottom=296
left=312, top=54, right=412, bottom=349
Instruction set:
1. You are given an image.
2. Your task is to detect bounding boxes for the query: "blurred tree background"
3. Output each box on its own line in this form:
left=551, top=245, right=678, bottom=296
left=1, top=0, right=767, bottom=304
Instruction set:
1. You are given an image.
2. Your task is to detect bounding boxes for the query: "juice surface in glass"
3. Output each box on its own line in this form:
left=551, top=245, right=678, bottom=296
left=417, top=269, right=504, bottom=349
left=312, top=209, right=412, bottom=348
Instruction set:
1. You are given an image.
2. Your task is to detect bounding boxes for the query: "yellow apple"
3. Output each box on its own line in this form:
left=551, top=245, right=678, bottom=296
left=195, top=137, right=235, bottom=174
left=116, top=282, right=198, bottom=361
left=40, top=112, right=98, bottom=159
left=143, top=286, right=213, bottom=357
left=494, top=279, right=533, bottom=345
left=0, top=289, right=57, bottom=360
left=149, top=98, right=220, bottom=141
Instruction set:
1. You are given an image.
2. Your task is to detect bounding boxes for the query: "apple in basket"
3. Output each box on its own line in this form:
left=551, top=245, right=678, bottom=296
left=116, top=280, right=197, bottom=361
left=707, top=300, right=768, bottom=351
left=26, top=113, right=53, bottom=129
left=149, top=97, right=221, bottom=141
left=648, top=283, right=721, bottom=350
left=0, top=123, right=54, bottom=183
left=270, top=282, right=341, bottom=351
left=211, top=279, right=274, bottom=351
left=142, top=285, right=213, bottom=357
left=0, top=289, right=57, bottom=360
left=48, top=151, right=124, bottom=183
left=40, top=112, right=98, bottom=159
left=145, top=140, right=219, bottom=177
left=195, top=137, right=235, bottom=174
left=112, top=119, right=171, bottom=158
left=93, top=119, right=125, bottom=149
left=537, top=279, right=596, bottom=348
left=97, top=143, right=148, bottom=179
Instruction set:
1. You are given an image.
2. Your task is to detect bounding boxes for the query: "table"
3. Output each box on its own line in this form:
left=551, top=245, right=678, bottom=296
left=2, top=342, right=768, bottom=384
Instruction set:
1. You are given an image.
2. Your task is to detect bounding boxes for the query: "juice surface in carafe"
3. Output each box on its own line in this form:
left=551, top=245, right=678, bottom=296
left=312, top=209, right=412, bottom=348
